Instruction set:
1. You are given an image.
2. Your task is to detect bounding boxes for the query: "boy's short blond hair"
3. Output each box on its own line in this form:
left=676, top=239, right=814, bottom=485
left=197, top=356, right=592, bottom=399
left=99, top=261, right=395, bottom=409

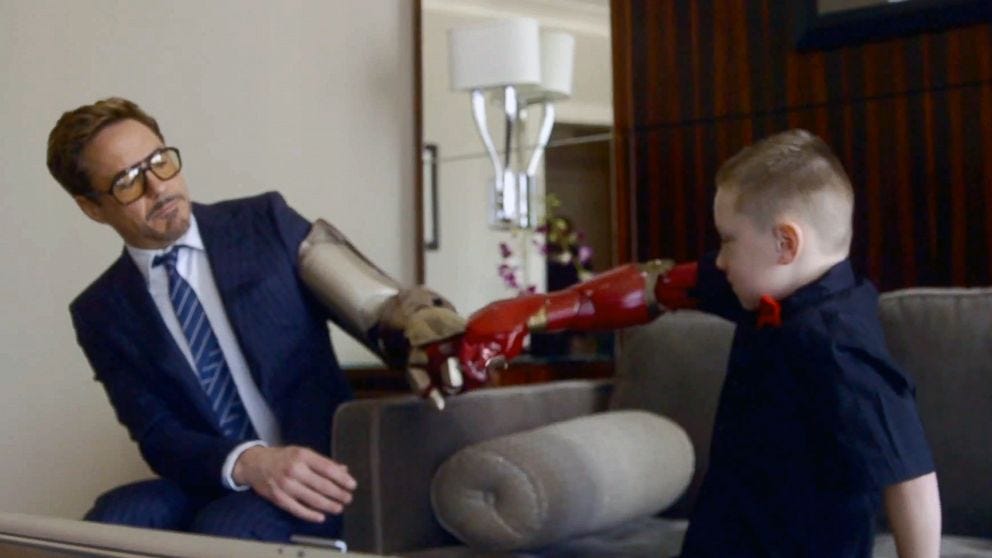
left=716, top=129, right=854, bottom=255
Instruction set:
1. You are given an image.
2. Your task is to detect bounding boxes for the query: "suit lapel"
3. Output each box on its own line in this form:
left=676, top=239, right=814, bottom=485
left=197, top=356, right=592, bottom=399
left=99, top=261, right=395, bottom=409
left=109, top=249, right=218, bottom=426
left=193, top=203, right=270, bottom=395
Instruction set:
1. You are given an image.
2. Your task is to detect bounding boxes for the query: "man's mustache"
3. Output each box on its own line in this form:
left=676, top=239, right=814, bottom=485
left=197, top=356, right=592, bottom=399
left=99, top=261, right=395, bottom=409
left=146, top=194, right=183, bottom=220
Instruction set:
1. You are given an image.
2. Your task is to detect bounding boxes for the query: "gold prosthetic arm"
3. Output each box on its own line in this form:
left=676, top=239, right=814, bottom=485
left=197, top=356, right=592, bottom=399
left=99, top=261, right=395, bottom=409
left=298, top=220, right=465, bottom=407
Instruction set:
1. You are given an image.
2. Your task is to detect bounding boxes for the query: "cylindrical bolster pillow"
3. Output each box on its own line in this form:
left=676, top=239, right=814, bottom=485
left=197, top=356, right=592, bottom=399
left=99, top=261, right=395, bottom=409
left=430, top=410, right=694, bottom=551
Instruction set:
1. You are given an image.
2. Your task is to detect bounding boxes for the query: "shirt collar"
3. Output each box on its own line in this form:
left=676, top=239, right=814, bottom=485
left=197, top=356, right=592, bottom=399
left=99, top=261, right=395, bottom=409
left=778, top=258, right=856, bottom=316
left=752, top=259, right=856, bottom=328
left=126, top=215, right=205, bottom=285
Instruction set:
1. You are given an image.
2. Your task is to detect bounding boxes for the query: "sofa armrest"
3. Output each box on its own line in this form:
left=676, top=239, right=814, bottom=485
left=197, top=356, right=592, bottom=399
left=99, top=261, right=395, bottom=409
left=331, top=380, right=613, bottom=555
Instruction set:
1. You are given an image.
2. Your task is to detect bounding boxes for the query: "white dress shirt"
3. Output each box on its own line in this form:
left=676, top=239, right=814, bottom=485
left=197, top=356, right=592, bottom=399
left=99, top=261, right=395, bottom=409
left=127, top=215, right=281, bottom=490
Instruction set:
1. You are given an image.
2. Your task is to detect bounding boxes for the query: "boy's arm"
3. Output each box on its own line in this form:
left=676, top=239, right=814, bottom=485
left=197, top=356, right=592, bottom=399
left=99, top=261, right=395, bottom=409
left=884, top=472, right=941, bottom=558
left=455, top=260, right=700, bottom=382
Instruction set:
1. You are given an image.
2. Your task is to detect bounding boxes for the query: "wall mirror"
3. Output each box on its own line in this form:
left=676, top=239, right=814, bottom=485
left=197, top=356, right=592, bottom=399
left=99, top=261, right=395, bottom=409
left=418, top=0, right=616, bottom=365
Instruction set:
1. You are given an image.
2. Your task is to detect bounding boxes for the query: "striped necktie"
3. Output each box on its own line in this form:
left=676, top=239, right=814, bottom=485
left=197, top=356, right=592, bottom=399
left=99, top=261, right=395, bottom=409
left=153, top=247, right=256, bottom=440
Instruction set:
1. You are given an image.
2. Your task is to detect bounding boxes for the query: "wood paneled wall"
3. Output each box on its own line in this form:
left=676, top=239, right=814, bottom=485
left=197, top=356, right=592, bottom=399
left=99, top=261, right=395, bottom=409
left=611, top=1, right=992, bottom=289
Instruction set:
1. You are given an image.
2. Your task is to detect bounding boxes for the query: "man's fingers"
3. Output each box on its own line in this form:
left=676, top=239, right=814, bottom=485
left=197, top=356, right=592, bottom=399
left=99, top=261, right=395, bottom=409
left=406, top=367, right=432, bottom=396
left=405, top=366, right=446, bottom=409
left=427, top=388, right=445, bottom=410
left=440, top=357, right=463, bottom=394
left=246, top=446, right=358, bottom=524
left=272, top=460, right=354, bottom=523
left=282, top=476, right=344, bottom=516
left=302, top=451, right=358, bottom=493
left=270, top=484, right=327, bottom=524
left=297, top=466, right=354, bottom=506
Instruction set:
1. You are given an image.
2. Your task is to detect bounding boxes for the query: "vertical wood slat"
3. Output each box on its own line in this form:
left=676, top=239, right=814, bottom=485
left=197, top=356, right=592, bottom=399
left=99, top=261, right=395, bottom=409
left=920, top=36, right=939, bottom=278
left=861, top=45, right=883, bottom=282
left=982, top=28, right=992, bottom=273
left=946, top=32, right=968, bottom=284
left=611, top=1, right=992, bottom=289
left=892, top=46, right=918, bottom=283
left=610, top=0, right=636, bottom=265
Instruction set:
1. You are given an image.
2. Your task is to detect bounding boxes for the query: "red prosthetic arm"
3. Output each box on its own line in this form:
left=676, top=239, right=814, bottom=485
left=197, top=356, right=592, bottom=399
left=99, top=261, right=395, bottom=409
left=457, top=260, right=699, bottom=384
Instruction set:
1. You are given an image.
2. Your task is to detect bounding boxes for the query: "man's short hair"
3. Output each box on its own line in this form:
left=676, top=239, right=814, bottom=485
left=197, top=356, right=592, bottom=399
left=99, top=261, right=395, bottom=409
left=47, top=97, right=164, bottom=197
left=716, top=129, right=854, bottom=254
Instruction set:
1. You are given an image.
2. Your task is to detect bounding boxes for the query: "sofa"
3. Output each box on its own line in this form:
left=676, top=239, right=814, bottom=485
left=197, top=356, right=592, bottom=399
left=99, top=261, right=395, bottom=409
left=332, top=287, right=992, bottom=557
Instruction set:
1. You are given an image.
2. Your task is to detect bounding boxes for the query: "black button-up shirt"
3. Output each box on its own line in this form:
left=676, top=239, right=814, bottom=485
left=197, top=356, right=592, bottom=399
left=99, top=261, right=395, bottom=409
left=681, top=257, right=934, bottom=557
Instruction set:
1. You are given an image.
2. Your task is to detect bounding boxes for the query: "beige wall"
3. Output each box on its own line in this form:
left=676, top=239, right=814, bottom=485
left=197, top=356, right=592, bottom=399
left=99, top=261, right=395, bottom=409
left=0, top=0, right=415, bottom=517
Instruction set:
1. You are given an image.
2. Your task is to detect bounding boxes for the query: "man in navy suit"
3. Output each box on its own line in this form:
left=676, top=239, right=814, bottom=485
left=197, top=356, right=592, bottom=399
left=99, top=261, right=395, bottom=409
left=46, top=98, right=461, bottom=542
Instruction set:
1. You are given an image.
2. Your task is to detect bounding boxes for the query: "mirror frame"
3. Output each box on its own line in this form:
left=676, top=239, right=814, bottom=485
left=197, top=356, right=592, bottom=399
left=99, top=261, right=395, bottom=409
left=413, top=0, right=426, bottom=283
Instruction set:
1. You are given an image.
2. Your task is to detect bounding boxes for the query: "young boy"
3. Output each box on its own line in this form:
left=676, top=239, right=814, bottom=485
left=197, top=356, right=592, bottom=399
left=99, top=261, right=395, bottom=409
left=447, top=130, right=941, bottom=557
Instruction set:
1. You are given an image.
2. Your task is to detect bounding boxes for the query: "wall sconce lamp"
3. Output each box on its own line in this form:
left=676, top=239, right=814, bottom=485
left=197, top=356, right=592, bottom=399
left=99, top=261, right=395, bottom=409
left=448, top=18, right=575, bottom=230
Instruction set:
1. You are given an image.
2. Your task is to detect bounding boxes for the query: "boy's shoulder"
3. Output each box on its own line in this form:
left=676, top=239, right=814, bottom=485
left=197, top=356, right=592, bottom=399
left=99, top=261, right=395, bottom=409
left=778, top=274, right=881, bottom=350
left=783, top=278, right=913, bottom=390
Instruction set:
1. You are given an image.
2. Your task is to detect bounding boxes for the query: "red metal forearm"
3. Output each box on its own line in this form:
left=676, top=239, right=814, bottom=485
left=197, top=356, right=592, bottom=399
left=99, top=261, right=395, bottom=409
left=468, top=260, right=700, bottom=336
left=458, top=260, right=700, bottom=387
left=533, top=262, right=700, bottom=332
left=534, top=263, right=654, bottom=331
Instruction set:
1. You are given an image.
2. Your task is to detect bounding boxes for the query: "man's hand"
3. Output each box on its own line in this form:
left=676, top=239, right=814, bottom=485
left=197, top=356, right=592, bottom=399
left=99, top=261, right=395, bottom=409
left=370, top=286, right=466, bottom=408
left=233, top=445, right=356, bottom=523
left=407, top=295, right=547, bottom=408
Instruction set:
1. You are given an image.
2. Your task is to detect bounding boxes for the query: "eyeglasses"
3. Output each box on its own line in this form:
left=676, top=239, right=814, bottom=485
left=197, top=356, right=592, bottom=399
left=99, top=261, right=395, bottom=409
left=92, top=147, right=182, bottom=205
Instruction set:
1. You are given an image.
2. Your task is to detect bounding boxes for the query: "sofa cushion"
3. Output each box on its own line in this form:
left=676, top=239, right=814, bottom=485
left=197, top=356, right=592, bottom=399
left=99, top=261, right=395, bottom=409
left=430, top=411, right=693, bottom=552
left=878, top=287, right=992, bottom=538
left=333, top=381, right=613, bottom=555
left=609, top=310, right=735, bottom=517
left=401, top=517, right=690, bottom=558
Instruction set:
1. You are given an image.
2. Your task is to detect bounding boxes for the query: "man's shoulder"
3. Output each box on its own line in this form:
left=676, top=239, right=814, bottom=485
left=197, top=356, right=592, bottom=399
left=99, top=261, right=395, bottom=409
left=70, top=253, right=133, bottom=321
left=194, top=190, right=288, bottom=220
left=193, top=191, right=307, bottom=249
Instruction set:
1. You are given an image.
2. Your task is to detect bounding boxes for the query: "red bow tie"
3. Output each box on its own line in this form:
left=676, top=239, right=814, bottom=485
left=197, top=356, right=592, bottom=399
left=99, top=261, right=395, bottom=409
left=756, top=294, right=782, bottom=328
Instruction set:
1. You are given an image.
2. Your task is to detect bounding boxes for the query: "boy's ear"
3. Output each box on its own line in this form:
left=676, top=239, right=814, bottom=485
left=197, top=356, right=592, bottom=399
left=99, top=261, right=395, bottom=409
left=774, top=222, right=801, bottom=264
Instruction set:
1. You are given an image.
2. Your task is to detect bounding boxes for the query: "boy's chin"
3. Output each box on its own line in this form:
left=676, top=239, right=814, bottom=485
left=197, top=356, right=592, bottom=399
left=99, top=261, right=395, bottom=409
left=735, top=292, right=759, bottom=310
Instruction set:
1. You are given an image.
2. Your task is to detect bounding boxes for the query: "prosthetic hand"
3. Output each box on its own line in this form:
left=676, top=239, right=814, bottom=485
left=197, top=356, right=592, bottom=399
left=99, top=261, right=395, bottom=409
left=298, top=220, right=465, bottom=409
left=457, top=260, right=699, bottom=381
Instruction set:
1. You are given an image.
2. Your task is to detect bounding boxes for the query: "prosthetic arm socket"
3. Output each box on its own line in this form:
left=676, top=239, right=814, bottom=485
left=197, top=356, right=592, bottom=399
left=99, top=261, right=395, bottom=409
left=298, top=219, right=464, bottom=370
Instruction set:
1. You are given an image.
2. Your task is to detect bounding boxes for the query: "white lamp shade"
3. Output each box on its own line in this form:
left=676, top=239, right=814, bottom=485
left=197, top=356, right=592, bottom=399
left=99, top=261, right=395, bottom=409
left=448, top=17, right=542, bottom=91
left=534, top=30, right=575, bottom=101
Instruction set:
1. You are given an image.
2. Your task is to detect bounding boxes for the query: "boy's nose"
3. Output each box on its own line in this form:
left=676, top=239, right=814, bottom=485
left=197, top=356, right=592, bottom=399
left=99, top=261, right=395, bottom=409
left=715, top=250, right=726, bottom=270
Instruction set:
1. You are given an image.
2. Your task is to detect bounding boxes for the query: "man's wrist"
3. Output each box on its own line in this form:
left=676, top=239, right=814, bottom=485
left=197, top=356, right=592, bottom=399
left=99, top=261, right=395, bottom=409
left=222, top=440, right=267, bottom=491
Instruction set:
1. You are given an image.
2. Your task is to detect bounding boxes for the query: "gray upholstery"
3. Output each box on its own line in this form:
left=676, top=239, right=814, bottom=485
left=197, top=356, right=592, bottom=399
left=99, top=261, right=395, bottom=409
left=610, top=310, right=734, bottom=516
left=332, top=287, right=992, bottom=556
left=530, top=516, right=688, bottom=558
left=332, top=381, right=612, bottom=555
left=878, top=288, right=992, bottom=538
left=430, top=411, right=693, bottom=551
left=403, top=517, right=689, bottom=558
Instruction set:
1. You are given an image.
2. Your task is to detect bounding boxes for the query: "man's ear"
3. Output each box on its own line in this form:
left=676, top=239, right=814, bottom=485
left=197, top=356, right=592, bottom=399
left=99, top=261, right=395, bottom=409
left=774, top=222, right=801, bottom=264
left=75, top=195, right=108, bottom=224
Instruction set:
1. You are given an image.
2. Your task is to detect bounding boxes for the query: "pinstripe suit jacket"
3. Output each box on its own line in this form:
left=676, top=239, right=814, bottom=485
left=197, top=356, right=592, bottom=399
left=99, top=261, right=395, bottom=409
left=70, top=192, right=352, bottom=493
